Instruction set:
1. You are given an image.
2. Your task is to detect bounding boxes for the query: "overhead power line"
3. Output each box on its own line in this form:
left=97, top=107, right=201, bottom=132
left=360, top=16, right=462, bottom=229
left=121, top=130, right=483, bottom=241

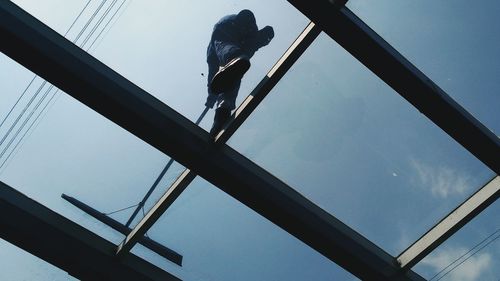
left=429, top=228, right=500, bottom=281
left=0, top=0, right=128, bottom=172
left=0, top=0, right=92, bottom=134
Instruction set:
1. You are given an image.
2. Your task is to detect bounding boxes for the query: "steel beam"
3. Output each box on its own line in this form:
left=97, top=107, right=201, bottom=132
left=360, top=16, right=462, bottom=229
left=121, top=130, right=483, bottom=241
left=0, top=2, right=424, bottom=280
left=117, top=22, right=321, bottom=256
left=62, top=194, right=183, bottom=266
left=0, top=181, right=180, bottom=281
left=125, top=107, right=209, bottom=228
left=285, top=2, right=500, bottom=174
left=397, top=176, right=500, bottom=269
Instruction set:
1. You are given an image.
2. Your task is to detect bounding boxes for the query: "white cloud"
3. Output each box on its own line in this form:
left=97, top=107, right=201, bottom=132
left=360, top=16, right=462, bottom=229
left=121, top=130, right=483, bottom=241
left=410, top=159, right=471, bottom=199
left=421, top=247, right=492, bottom=281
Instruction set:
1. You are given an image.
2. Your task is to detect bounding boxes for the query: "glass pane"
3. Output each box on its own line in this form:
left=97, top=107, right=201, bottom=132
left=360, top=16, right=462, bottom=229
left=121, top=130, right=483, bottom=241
left=0, top=53, right=166, bottom=242
left=138, top=177, right=358, bottom=281
left=414, top=200, right=499, bottom=280
left=11, top=0, right=309, bottom=129
left=228, top=32, right=495, bottom=255
left=346, top=0, right=500, bottom=134
left=128, top=159, right=188, bottom=229
left=0, top=238, right=77, bottom=281
left=11, top=0, right=88, bottom=36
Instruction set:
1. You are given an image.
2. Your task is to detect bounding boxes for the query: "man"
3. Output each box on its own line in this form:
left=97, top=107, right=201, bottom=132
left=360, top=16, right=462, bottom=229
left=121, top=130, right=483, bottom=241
left=205, top=9, right=274, bottom=136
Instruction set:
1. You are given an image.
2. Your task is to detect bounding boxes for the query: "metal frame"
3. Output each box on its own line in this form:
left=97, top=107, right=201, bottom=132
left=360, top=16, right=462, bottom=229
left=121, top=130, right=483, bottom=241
left=116, top=21, right=321, bottom=256
left=62, top=194, right=183, bottom=266
left=287, top=3, right=500, bottom=175
left=0, top=2, right=424, bottom=280
left=397, top=176, right=500, bottom=269
left=1, top=0, right=497, bottom=279
left=0, top=181, right=179, bottom=281
left=125, top=107, right=209, bottom=228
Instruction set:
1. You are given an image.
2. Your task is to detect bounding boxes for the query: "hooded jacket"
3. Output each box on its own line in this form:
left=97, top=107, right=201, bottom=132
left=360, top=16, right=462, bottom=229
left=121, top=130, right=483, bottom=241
left=207, top=10, right=272, bottom=60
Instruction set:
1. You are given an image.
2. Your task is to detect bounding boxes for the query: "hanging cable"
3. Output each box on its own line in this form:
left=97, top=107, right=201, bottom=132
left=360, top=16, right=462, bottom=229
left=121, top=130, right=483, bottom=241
left=429, top=227, right=500, bottom=281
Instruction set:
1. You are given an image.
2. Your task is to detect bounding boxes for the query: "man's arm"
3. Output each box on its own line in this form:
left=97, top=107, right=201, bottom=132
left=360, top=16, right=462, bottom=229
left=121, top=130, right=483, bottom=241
left=256, top=26, right=274, bottom=48
left=242, top=26, right=274, bottom=56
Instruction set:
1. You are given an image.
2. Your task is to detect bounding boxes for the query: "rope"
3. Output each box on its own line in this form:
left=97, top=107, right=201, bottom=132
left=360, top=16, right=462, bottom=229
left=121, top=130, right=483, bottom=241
left=103, top=203, right=139, bottom=216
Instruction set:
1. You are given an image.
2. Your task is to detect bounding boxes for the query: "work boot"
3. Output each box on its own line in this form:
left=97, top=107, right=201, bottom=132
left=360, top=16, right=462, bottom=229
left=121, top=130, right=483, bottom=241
left=210, top=56, right=250, bottom=94
left=210, top=107, right=231, bottom=138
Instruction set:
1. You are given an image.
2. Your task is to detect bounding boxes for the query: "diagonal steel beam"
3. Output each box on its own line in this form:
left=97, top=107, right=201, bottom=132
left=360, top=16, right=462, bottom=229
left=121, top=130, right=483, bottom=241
left=116, top=21, right=321, bottom=257
left=0, top=2, right=424, bottom=280
left=285, top=1, right=500, bottom=174
left=397, top=176, right=500, bottom=269
left=62, top=194, right=183, bottom=266
left=125, top=107, right=209, bottom=228
left=0, top=181, right=180, bottom=281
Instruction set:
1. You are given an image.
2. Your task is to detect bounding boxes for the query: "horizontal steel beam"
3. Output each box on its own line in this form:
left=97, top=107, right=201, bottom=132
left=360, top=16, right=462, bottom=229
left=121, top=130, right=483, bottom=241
left=0, top=2, right=423, bottom=280
left=285, top=1, right=500, bottom=174
left=62, top=194, right=183, bottom=266
left=398, top=176, right=500, bottom=268
left=117, top=21, right=322, bottom=257
left=0, top=181, right=179, bottom=281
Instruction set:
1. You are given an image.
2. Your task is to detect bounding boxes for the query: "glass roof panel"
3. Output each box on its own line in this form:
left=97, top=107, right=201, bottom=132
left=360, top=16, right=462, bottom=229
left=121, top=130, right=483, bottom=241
left=11, top=0, right=309, bottom=130
left=413, top=200, right=499, bottom=280
left=0, top=53, right=166, bottom=242
left=346, top=1, right=500, bottom=134
left=228, top=32, right=495, bottom=255
left=139, top=177, right=359, bottom=281
left=128, top=159, right=188, bottom=229
left=0, top=238, right=77, bottom=281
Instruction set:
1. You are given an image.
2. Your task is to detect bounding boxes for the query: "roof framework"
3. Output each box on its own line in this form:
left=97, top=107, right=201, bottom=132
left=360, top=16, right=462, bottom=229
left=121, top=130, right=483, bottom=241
left=397, top=176, right=499, bottom=269
left=0, top=181, right=179, bottom=281
left=0, top=0, right=498, bottom=280
left=116, top=21, right=322, bottom=257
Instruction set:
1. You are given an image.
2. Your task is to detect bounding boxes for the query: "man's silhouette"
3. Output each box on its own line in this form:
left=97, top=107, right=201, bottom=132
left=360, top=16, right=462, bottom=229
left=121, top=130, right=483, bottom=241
left=205, top=10, right=274, bottom=136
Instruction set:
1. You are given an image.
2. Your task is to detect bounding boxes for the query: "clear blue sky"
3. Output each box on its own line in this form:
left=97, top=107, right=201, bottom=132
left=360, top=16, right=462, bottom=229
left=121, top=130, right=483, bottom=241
left=0, top=0, right=498, bottom=280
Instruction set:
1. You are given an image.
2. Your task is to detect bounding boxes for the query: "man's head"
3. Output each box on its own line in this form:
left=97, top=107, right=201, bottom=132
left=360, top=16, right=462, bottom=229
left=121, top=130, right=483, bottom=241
left=236, top=9, right=256, bottom=24
left=236, top=9, right=257, bottom=36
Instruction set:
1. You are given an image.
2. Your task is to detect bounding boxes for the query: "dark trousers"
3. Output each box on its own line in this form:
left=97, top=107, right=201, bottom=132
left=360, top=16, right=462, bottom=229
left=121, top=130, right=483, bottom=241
left=207, top=40, right=244, bottom=110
